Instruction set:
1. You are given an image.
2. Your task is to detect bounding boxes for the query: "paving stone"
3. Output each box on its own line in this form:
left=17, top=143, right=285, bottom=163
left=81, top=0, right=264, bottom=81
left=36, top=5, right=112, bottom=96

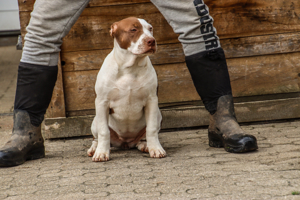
left=108, top=191, right=161, bottom=199
left=1, top=116, right=300, bottom=199
left=2, top=185, right=38, bottom=196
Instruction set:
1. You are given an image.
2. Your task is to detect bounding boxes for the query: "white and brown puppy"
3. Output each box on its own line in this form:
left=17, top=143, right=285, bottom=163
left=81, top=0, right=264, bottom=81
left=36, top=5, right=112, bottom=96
left=87, top=17, right=166, bottom=162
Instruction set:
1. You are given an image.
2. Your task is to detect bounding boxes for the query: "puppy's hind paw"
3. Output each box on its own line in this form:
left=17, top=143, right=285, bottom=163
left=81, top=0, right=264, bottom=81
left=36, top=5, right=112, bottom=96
left=87, top=141, right=98, bottom=157
left=87, top=148, right=95, bottom=157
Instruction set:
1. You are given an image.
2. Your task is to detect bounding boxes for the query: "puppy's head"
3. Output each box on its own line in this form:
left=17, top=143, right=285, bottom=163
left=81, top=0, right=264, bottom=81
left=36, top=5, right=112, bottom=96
left=110, top=17, right=156, bottom=55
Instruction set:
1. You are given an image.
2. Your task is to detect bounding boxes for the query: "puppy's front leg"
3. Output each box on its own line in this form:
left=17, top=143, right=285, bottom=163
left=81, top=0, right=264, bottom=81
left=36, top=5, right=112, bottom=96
left=92, top=99, right=110, bottom=162
left=145, top=97, right=166, bottom=158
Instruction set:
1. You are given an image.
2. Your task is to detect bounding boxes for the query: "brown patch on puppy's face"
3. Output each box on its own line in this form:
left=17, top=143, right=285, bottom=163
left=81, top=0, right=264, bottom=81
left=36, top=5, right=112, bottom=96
left=110, top=17, right=144, bottom=50
left=110, top=17, right=156, bottom=55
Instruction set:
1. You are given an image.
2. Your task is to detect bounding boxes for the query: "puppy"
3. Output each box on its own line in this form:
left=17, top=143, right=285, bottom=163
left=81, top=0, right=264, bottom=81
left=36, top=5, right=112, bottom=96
left=87, top=17, right=166, bottom=162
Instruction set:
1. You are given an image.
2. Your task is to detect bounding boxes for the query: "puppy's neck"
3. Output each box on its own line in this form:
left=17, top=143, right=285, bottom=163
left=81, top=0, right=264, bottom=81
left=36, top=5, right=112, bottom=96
left=113, top=39, right=147, bottom=70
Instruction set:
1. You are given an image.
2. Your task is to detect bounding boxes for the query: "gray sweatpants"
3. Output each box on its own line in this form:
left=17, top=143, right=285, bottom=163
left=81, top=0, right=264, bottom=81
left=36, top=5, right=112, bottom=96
left=21, top=0, right=220, bottom=66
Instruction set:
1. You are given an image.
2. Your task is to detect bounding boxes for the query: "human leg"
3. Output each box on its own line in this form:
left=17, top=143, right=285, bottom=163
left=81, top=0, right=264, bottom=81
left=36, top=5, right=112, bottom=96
left=0, top=0, right=91, bottom=167
left=150, top=0, right=258, bottom=152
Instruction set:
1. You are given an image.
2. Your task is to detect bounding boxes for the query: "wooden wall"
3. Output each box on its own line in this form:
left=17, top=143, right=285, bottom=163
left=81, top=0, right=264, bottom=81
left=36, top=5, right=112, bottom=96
left=18, top=0, right=300, bottom=138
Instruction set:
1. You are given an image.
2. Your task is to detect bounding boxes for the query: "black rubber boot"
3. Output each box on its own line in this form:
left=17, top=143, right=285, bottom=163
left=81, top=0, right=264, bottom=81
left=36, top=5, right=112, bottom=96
left=0, top=110, right=45, bottom=167
left=185, top=48, right=232, bottom=114
left=208, top=95, right=258, bottom=153
left=185, top=48, right=258, bottom=153
left=0, top=62, right=57, bottom=167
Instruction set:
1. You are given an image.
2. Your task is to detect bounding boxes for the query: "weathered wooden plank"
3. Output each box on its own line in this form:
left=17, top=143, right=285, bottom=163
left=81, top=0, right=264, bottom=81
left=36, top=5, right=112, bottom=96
left=63, top=70, right=98, bottom=112
left=44, top=116, right=93, bottom=139
left=61, top=32, right=300, bottom=72
left=162, top=96, right=300, bottom=129
left=62, top=4, right=176, bottom=52
left=228, top=52, right=300, bottom=97
left=18, top=6, right=177, bottom=52
left=44, top=97, right=300, bottom=139
left=18, top=0, right=35, bottom=12
left=207, top=0, right=300, bottom=38
left=88, top=0, right=151, bottom=7
left=18, top=0, right=152, bottom=12
left=62, top=52, right=300, bottom=112
left=63, top=92, right=300, bottom=117
left=45, top=56, right=66, bottom=118
left=19, top=1, right=300, bottom=52
left=62, top=64, right=197, bottom=112
left=19, top=11, right=29, bottom=40
left=221, top=32, right=300, bottom=59
left=61, top=49, right=111, bottom=72
left=61, top=43, right=184, bottom=72
left=62, top=63, right=197, bottom=112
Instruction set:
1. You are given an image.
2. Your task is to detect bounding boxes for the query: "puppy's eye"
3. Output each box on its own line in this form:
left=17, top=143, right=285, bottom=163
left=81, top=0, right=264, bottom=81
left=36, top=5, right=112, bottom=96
left=149, top=27, right=153, bottom=31
left=130, top=29, right=137, bottom=32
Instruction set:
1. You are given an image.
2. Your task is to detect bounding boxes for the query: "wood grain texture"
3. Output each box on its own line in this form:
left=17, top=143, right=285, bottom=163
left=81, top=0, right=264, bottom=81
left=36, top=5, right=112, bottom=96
left=19, top=1, right=300, bottom=52
left=18, top=0, right=35, bottom=12
left=228, top=52, right=300, bottom=97
left=221, top=32, right=300, bottom=58
left=60, top=32, right=300, bottom=72
left=65, top=92, right=300, bottom=117
left=44, top=97, right=300, bottom=139
left=18, top=0, right=152, bottom=12
left=206, top=0, right=300, bottom=38
left=18, top=0, right=300, bottom=127
left=45, top=56, right=66, bottom=118
left=162, top=97, right=300, bottom=129
left=63, top=70, right=97, bottom=112
left=62, top=64, right=198, bottom=112
left=62, top=52, right=300, bottom=112
left=88, top=0, right=151, bottom=7
left=62, top=3, right=176, bottom=52
left=61, top=43, right=185, bottom=72
left=18, top=3, right=177, bottom=52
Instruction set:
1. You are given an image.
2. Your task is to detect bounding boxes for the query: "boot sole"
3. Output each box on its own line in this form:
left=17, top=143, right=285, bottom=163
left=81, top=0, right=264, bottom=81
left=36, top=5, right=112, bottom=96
left=208, top=131, right=258, bottom=153
left=0, top=146, right=45, bottom=167
left=26, top=146, right=45, bottom=160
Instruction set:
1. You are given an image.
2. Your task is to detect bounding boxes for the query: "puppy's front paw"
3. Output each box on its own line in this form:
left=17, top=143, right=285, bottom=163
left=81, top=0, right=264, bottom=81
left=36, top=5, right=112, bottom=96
left=87, top=141, right=98, bottom=157
left=92, top=149, right=110, bottom=162
left=149, top=146, right=166, bottom=158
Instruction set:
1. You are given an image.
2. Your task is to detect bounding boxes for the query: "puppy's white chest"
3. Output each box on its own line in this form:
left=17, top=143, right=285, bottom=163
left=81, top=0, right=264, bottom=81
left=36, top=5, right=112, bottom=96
left=115, top=74, right=139, bottom=89
left=109, top=75, right=148, bottom=116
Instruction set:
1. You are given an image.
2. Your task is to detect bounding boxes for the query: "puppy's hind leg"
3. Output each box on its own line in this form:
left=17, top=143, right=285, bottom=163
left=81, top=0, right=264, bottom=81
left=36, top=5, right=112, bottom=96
left=87, top=140, right=98, bottom=157
left=87, top=118, right=98, bottom=157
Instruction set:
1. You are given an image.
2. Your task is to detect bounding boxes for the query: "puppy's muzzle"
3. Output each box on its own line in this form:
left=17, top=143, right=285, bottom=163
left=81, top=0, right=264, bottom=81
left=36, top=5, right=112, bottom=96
left=144, top=38, right=156, bottom=54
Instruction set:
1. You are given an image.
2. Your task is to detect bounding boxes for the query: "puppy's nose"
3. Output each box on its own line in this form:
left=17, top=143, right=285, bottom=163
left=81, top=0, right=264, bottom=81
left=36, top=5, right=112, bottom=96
left=147, top=38, right=156, bottom=47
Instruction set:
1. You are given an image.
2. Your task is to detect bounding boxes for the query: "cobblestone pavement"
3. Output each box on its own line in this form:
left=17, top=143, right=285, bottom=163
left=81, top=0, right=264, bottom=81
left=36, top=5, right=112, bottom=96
left=0, top=114, right=300, bottom=200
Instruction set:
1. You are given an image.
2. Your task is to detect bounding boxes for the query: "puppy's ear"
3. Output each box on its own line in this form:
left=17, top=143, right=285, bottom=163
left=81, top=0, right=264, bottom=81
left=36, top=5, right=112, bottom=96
left=110, top=22, right=118, bottom=38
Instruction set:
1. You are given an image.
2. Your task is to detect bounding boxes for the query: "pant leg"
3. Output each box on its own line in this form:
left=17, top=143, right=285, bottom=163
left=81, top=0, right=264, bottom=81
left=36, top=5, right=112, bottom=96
left=150, top=0, right=231, bottom=114
left=21, top=0, right=91, bottom=66
left=16, top=0, right=91, bottom=126
left=150, top=0, right=220, bottom=56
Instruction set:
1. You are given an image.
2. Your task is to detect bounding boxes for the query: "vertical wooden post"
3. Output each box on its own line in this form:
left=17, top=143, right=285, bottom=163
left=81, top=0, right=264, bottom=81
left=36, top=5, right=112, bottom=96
left=45, top=55, right=66, bottom=118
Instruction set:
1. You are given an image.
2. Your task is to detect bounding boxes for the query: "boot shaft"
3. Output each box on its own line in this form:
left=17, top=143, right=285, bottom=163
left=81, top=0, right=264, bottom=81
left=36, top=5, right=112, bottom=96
left=14, top=62, right=58, bottom=126
left=12, top=109, right=42, bottom=138
left=185, top=48, right=232, bottom=114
